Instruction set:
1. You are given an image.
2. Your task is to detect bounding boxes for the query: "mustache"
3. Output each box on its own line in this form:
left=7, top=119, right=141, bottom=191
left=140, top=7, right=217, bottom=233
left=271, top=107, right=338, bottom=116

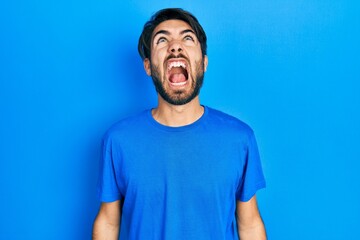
left=166, top=53, right=189, bottom=62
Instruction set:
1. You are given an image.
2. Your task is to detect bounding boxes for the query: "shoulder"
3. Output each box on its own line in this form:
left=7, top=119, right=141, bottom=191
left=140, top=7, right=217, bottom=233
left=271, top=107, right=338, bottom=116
left=206, top=106, right=254, bottom=136
left=102, top=109, right=150, bottom=143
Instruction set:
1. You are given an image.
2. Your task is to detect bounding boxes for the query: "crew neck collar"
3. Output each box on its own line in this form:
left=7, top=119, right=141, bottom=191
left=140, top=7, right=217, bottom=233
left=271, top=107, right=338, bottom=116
left=147, top=105, right=208, bottom=132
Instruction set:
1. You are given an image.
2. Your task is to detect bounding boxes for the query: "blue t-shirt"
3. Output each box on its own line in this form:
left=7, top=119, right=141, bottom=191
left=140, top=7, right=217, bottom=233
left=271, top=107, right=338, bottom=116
left=97, top=106, right=266, bottom=239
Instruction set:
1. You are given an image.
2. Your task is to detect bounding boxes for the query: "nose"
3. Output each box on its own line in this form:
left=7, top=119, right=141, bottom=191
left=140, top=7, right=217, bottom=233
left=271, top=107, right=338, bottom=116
left=168, top=40, right=183, bottom=54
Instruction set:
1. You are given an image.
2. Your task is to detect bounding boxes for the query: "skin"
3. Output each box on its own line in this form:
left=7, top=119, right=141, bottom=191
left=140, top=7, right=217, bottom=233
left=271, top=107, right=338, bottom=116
left=237, top=196, right=267, bottom=240
left=143, top=19, right=208, bottom=126
left=92, top=200, right=121, bottom=239
left=92, top=19, right=266, bottom=240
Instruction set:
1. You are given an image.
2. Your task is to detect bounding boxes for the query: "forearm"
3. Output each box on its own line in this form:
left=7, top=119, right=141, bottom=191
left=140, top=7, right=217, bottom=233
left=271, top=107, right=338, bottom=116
left=238, top=220, right=266, bottom=240
left=92, top=215, right=120, bottom=240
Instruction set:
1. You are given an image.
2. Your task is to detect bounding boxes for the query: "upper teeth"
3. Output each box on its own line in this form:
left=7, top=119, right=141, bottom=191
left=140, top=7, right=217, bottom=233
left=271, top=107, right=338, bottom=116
left=168, top=61, right=186, bottom=70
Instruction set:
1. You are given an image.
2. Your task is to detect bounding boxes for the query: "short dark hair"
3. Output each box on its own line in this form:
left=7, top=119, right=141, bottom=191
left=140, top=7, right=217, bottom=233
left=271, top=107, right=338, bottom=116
left=138, top=8, right=207, bottom=60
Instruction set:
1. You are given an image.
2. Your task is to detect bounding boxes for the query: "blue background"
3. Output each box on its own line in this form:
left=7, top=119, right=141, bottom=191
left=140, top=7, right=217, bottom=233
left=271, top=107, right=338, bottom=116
left=1, top=0, right=359, bottom=239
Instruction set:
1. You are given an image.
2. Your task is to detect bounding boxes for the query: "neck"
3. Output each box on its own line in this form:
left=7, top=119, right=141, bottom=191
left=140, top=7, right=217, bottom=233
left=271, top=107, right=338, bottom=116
left=152, top=96, right=204, bottom=127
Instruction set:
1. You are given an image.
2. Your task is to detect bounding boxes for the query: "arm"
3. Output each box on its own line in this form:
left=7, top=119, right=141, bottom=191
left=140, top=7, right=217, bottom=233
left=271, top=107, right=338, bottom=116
left=92, top=200, right=121, bottom=240
left=236, top=195, right=266, bottom=240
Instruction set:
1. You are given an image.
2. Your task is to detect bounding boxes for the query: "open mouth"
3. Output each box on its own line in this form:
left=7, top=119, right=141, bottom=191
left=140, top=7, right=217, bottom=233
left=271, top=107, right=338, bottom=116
left=167, top=60, right=189, bottom=86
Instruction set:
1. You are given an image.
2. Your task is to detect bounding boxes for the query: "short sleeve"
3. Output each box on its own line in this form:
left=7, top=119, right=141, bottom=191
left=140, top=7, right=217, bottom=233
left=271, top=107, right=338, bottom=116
left=97, top=132, right=124, bottom=202
left=236, top=131, right=266, bottom=202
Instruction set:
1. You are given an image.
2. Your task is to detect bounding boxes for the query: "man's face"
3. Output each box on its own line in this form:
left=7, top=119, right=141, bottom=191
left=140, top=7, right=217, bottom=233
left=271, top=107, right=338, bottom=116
left=144, top=20, right=208, bottom=105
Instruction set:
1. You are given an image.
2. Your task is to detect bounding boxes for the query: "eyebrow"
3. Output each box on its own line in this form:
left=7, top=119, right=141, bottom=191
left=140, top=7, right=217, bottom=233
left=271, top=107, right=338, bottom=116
left=152, top=29, right=196, bottom=40
left=180, top=29, right=195, bottom=35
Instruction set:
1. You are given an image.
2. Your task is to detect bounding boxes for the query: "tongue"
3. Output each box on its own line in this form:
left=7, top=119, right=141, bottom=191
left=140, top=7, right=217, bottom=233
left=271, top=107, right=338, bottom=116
left=169, top=73, right=186, bottom=83
left=169, top=67, right=187, bottom=83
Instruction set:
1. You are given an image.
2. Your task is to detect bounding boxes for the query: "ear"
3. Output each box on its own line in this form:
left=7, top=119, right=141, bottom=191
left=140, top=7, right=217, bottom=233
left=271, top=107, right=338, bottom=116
left=143, top=58, right=151, bottom=76
left=203, top=55, right=208, bottom=72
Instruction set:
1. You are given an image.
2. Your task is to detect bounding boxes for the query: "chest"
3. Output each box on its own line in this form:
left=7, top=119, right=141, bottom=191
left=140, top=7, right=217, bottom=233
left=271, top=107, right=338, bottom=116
left=118, top=132, right=246, bottom=200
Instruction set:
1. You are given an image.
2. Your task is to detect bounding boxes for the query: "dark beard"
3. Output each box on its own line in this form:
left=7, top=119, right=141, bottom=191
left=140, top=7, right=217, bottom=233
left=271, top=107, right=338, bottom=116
left=150, top=60, right=204, bottom=106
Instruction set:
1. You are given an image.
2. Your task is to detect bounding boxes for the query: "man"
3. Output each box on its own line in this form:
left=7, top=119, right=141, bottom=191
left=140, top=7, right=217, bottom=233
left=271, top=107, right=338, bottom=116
left=93, top=8, right=266, bottom=240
